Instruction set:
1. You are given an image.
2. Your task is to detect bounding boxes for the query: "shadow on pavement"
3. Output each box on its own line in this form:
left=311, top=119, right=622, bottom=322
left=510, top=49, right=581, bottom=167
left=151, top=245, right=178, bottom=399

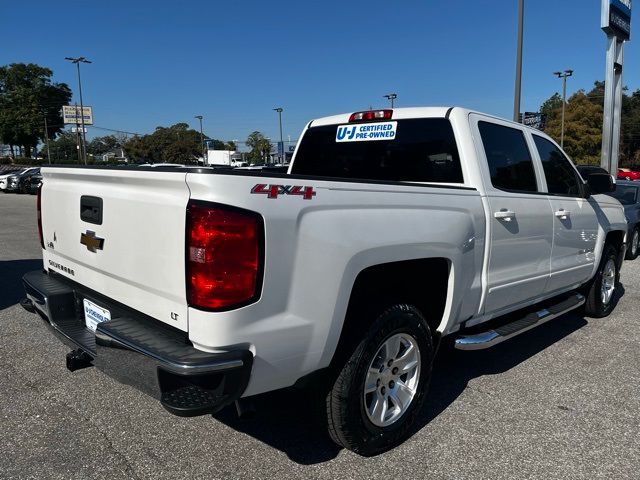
left=212, top=298, right=618, bottom=464
left=0, top=259, right=42, bottom=310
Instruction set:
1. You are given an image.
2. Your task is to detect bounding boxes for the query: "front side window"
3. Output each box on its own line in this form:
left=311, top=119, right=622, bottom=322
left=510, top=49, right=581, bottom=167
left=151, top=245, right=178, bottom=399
left=478, top=121, right=538, bottom=192
left=533, top=135, right=582, bottom=197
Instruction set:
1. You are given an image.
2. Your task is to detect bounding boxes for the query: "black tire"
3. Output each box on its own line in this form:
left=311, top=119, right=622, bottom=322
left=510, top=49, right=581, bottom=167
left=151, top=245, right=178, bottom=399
left=584, top=244, right=619, bottom=317
left=326, top=304, right=434, bottom=456
left=625, top=227, right=639, bottom=260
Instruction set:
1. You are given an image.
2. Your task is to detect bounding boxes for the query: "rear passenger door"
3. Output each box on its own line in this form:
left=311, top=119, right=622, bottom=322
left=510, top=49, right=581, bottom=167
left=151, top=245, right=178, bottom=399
left=472, top=117, right=553, bottom=314
left=532, top=135, right=598, bottom=293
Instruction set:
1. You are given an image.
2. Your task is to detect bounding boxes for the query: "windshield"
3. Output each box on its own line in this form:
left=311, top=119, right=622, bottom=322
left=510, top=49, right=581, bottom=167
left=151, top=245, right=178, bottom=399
left=608, top=185, right=638, bottom=205
left=291, top=118, right=463, bottom=183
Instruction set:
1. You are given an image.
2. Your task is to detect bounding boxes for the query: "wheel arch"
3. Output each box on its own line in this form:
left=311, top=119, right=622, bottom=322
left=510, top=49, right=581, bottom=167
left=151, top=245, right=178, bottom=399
left=327, top=257, right=451, bottom=371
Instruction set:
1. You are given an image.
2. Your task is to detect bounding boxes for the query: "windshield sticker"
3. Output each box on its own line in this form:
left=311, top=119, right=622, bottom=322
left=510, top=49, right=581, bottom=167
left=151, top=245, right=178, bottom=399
left=336, top=121, right=397, bottom=143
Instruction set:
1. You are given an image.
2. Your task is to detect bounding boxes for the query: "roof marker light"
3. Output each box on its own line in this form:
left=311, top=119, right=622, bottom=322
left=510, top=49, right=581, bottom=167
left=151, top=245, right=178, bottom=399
left=349, top=110, right=393, bottom=123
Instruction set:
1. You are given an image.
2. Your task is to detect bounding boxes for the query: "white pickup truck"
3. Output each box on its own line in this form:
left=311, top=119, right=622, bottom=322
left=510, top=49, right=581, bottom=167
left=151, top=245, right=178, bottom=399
left=22, top=107, right=627, bottom=455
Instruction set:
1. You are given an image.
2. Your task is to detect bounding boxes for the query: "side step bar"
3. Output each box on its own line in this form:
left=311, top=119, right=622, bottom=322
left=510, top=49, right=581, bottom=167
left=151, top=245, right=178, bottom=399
left=454, top=293, right=585, bottom=351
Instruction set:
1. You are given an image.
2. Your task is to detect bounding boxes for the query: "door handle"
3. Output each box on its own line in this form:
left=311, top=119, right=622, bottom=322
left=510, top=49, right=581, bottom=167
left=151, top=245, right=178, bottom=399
left=554, top=209, right=571, bottom=219
left=494, top=210, right=516, bottom=222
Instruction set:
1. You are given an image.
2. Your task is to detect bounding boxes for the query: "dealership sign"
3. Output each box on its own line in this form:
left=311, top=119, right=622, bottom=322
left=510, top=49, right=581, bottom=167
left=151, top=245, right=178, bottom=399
left=602, top=0, right=632, bottom=40
left=62, top=105, right=94, bottom=125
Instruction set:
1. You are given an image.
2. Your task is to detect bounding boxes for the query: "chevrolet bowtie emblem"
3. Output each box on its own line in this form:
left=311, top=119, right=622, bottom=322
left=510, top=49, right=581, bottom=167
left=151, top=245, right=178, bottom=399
left=80, top=231, right=104, bottom=252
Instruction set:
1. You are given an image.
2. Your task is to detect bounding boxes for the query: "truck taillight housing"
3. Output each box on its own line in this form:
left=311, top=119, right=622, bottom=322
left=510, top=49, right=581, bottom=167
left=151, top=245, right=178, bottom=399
left=186, top=201, right=264, bottom=311
left=37, top=183, right=44, bottom=249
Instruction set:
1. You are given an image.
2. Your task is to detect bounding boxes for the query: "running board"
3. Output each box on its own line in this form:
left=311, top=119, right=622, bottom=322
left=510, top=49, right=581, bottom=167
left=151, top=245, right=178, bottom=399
left=454, top=293, right=585, bottom=351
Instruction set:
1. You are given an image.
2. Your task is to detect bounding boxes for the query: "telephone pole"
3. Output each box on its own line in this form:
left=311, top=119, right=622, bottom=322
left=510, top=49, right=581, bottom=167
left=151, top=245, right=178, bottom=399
left=65, top=56, right=92, bottom=164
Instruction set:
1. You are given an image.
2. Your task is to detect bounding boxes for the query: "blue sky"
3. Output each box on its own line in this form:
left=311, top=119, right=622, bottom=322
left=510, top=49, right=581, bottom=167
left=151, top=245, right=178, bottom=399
left=3, top=1, right=638, bottom=147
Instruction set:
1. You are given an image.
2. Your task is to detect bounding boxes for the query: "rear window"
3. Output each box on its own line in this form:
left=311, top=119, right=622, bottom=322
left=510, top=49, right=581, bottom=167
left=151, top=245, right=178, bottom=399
left=291, top=118, right=463, bottom=183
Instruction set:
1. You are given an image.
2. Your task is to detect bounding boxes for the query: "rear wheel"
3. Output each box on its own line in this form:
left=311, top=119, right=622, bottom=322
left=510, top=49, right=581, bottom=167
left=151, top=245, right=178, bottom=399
left=625, top=228, right=639, bottom=260
left=326, top=304, right=433, bottom=456
left=584, top=244, right=619, bottom=317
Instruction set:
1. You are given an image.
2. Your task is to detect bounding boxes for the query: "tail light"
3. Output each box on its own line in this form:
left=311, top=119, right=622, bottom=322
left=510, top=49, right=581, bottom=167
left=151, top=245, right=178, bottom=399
left=186, top=201, right=263, bottom=311
left=37, top=183, right=44, bottom=249
left=349, top=110, right=393, bottom=122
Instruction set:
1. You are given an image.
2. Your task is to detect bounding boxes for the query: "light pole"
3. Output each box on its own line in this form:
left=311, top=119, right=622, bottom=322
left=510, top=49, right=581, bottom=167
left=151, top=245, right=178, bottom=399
left=65, top=56, right=91, bottom=164
left=513, top=0, right=524, bottom=122
left=273, top=108, right=283, bottom=163
left=554, top=69, right=574, bottom=149
left=41, top=110, right=51, bottom=162
left=194, top=115, right=205, bottom=164
left=383, top=93, right=397, bottom=108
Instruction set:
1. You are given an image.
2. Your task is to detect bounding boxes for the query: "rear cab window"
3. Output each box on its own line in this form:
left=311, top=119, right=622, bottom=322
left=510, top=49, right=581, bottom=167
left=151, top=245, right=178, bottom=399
left=290, top=118, right=463, bottom=184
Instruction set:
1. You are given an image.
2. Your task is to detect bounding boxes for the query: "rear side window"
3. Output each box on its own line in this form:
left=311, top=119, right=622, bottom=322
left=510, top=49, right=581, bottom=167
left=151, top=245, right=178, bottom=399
left=478, top=121, right=538, bottom=192
left=533, top=135, right=582, bottom=196
left=291, top=118, right=463, bottom=183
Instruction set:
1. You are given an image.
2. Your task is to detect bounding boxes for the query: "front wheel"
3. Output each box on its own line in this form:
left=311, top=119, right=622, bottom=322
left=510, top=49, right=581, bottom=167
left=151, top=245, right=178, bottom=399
left=584, top=244, right=619, bottom=317
left=626, top=228, right=639, bottom=260
left=326, top=304, right=434, bottom=456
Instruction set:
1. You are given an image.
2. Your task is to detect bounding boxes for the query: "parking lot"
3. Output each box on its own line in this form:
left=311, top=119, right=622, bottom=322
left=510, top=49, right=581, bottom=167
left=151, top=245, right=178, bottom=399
left=1, top=191, right=639, bottom=479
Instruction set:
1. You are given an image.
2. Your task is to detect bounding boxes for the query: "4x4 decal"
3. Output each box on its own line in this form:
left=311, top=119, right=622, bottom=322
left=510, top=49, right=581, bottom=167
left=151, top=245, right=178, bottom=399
left=251, top=184, right=317, bottom=200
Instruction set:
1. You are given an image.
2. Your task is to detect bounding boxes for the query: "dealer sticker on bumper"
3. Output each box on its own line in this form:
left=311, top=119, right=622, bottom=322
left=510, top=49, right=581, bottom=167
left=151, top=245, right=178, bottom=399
left=83, top=299, right=111, bottom=332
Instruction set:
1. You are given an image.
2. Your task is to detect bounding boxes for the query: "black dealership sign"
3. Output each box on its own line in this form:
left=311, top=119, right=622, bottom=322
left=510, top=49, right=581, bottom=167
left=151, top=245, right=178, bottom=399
left=602, top=0, right=632, bottom=40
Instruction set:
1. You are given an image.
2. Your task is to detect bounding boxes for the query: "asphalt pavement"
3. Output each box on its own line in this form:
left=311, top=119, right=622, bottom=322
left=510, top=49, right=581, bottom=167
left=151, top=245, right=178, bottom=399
left=1, top=192, right=639, bottom=479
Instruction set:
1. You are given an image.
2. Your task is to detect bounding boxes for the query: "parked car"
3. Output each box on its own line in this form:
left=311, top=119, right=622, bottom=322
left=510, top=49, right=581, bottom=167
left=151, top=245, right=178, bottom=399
left=617, top=167, right=640, bottom=181
left=607, top=180, right=640, bottom=259
left=0, top=168, right=35, bottom=192
left=22, top=107, right=626, bottom=456
left=6, top=168, right=41, bottom=193
left=26, top=172, right=43, bottom=194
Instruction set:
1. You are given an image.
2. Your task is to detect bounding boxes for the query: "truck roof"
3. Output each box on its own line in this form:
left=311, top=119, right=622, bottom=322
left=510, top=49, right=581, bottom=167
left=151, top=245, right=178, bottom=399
left=310, top=107, right=453, bottom=127
left=309, top=106, right=535, bottom=132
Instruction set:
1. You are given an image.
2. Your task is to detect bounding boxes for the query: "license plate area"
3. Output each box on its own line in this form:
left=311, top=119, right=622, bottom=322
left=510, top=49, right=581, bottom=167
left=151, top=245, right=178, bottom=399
left=83, top=298, right=111, bottom=332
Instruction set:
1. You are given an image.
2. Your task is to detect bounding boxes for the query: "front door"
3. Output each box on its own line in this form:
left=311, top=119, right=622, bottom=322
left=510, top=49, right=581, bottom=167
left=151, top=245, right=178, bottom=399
left=531, top=135, right=598, bottom=293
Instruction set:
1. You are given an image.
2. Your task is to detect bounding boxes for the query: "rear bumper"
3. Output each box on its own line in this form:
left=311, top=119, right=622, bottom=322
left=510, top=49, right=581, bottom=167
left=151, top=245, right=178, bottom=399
left=22, top=270, right=253, bottom=416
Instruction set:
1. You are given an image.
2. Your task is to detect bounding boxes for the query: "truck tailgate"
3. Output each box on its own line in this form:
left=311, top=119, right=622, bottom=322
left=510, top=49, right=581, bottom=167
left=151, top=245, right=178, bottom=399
left=40, top=167, right=190, bottom=331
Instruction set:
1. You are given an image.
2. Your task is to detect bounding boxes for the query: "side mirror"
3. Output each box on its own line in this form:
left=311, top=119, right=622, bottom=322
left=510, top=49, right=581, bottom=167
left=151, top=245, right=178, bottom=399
left=587, top=173, right=616, bottom=194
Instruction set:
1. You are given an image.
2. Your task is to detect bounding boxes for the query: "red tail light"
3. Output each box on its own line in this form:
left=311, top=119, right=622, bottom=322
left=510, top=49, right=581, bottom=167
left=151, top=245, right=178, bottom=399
left=349, top=110, right=393, bottom=122
left=186, top=201, right=263, bottom=311
left=37, top=183, right=44, bottom=249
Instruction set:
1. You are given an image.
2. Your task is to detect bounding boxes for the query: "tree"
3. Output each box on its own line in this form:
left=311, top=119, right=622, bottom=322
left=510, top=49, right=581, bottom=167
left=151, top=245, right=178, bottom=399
left=122, top=123, right=227, bottom=164
left=246, top=131, right=272, bottom=162
left=621, top=89, right=640, bottom=164
left=0, top=63, right=72, bottom=159
left=87, top=135, right=120, bottom=156
left=543, top=90, right=603, bottom=165
left=47, top=131, right=80, bottom=163
left=540, top=92, right=563, bottom=119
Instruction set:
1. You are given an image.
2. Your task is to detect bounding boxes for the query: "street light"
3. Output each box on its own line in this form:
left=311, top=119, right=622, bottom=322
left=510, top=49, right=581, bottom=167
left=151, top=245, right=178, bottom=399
left=513, top=0, right=524, bottom=122
left=554, top=69, right=574, bottom=149
left=383, top=93, right=397, bottom=108
left=273, top=108, right=283, bottom=163
left=194, top=115, right=205, bottom=164
left=65, top=56, right=91, bottom=164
